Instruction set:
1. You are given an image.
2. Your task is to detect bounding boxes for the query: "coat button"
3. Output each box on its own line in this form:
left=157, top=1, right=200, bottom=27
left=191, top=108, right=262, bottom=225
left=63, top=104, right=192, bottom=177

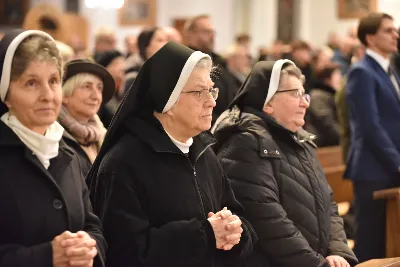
left=53, top=199, right=63, bottom=210
left=275, top=150, right=280, bottom=155
left=263, top=149, right=268, bottom=154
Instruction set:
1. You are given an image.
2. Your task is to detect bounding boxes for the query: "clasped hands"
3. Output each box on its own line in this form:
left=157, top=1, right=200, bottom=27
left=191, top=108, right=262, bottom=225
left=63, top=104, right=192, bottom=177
left=207, top=207, right=243, bottom=250
left=52, top=231, right=97, bottom=267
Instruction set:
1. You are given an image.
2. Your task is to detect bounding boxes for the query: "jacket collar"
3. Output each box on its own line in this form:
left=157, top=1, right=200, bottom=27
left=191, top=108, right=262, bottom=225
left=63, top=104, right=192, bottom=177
left=366, top=48, right=390, bottom=73
left=124, top=114, right=216, bottom=158
left=0, top=119, right=74, bottom=186
left=0, top=120, right=24, bottom=147
left=239, top=106, right=317, bottom=153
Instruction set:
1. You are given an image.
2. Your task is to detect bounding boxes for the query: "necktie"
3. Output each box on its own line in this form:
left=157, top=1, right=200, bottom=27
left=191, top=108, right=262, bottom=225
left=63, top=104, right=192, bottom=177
left=388, top=66, right=400, bottom=99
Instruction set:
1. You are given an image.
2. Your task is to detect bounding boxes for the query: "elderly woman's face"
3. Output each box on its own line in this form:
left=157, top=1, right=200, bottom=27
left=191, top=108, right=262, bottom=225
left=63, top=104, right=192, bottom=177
left=63, top=74, right=103, bottom=122
left=168, top=67, right=216, bottom=137
left=264, top=75, right=309, bottom=132
left=6, top=60, right=62, bottom=134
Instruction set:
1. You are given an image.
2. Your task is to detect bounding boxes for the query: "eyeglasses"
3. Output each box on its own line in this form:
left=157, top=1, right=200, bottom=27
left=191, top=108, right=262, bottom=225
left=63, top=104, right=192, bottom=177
left=194, top=29, right=216, bottom=35
left=181, top=87, right=219, bottom=101
left=275, top=89, right=310, bottom=103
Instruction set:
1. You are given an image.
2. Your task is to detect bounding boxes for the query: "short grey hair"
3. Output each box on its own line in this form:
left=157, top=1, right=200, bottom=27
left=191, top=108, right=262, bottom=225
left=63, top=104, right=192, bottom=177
left=278, top=64, right=305, bottom=88
left=62, top=73, right=100, bottom=97
left=194, top=57, right=212, bottom=70
left=193, top=56, right=220, bottom=81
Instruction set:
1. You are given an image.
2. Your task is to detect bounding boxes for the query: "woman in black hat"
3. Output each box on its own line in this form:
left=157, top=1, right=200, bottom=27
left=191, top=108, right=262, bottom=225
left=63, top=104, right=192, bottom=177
left=212, top=60, right=358, bottom=267
left=0, top=30, right=106, bottom=267
left=87, top=42, right=257, bottom=267
left=58, top=59, right=115, bottom=178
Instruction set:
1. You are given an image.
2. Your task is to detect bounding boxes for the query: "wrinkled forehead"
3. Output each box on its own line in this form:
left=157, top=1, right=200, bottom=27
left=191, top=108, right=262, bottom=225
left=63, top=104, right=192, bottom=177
left=280, top=74, right=305, bottom=90
left=187, top=68, right=212, bottom=86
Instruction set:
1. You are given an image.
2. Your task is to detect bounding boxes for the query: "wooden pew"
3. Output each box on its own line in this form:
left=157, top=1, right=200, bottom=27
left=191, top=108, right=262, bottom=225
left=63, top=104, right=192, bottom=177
left=317, top=146, right=355, bottom=250
left=317, top=146, right=353, bottom=203
left=374, top=188, right=400, bottom=257
left=317, top=146, right=344, bottom=168
left=356, top=258, right=400, bottom=267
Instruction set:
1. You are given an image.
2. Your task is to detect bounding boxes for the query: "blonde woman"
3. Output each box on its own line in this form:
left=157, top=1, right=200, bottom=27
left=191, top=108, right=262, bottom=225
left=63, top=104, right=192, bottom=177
left=59, top=59, right=115, bottom=177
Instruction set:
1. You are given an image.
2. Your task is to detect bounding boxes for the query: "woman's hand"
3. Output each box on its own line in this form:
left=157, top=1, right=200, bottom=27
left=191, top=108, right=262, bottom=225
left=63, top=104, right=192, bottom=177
left=60, top=231, right=97, bottom=267
left=52, top=231, right=78, bottom=267
left=207, top=207, right=243, bottom=250
left=326, top=255, right=350, bottom=267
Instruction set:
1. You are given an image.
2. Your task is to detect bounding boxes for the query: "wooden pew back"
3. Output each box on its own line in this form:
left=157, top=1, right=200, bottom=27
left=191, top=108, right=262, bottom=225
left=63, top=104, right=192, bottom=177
left=356, top=257, right=400, bottom=266
left=317, top=146, right=344, bottom=168
left=374, top=188, right=400, bottom=258
left=316, top=146, right=353, bottom=203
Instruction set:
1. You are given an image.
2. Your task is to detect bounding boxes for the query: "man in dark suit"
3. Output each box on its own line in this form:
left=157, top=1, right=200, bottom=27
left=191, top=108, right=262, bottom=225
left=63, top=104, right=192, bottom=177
left=183, top=14, right=237, bottom=124
left=345, top=12, right=400, bottom=262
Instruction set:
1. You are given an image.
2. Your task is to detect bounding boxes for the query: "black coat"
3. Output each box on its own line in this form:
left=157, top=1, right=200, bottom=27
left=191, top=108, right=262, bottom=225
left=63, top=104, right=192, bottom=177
left=0, top=121, right=106, bottom=267
left=212, top=106, right=358, bottom=267
left=90, top=115, right=257, bottom=267
left=63, top=136, right=93, bottom=179
left=305, top=82, right=340, bottom=147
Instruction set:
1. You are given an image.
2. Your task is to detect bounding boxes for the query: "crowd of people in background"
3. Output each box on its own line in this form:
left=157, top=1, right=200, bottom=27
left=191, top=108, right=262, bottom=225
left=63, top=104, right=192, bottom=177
left=52, top=13, right=400, bottom=151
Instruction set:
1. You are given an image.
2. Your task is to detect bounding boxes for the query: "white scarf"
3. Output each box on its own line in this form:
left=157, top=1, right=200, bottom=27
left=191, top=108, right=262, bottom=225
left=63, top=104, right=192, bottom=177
left=165, top=129, right=193, bottom=154
left=1, top=112, right=64, bottom=169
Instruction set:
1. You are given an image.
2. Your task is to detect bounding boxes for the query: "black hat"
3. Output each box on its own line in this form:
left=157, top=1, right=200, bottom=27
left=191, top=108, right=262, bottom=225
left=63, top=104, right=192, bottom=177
left=95, top=49, right=123, bottom=68
left=86, top=41, right=211, bottom=197
left=0, top=29, right=55, bottom=115
left=63, top=59, right=116, bottom=104
left=138, top=27, right=158, bottom=61
left=229, top=59, right=296, bottom=111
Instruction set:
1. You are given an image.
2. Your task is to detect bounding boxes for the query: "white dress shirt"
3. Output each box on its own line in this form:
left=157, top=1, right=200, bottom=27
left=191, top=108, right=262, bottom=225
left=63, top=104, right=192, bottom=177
left=366, top=48, right=400, bottom=98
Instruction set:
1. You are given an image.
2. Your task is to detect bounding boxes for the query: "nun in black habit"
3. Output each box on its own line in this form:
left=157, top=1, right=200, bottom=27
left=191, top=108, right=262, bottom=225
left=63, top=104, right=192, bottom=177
left=212, top=60, right=358, bottom=267
left=0, top=29, right=106, bottom=267
left=87, top=42, right=257, bottom=267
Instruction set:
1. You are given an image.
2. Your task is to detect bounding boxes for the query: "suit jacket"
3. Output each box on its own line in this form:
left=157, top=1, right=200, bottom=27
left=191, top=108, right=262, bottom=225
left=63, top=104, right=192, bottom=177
left=345, top=54, right=400, bottom=182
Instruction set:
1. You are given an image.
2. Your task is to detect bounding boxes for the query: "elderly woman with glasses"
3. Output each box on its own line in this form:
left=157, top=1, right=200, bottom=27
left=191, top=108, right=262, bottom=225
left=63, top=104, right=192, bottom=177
left=212, top=60, right=358, bottom=267
left=87, top=42, right=256, bottom=267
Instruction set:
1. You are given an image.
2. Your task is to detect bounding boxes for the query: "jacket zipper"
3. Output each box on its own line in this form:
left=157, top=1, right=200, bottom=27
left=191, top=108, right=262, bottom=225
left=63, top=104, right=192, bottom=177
left=165, top=143, right=216, bottom=266
left=190, top=142, right=214, bottom=219
left=193, top=142, right=216, bottom=267
left=161, top=142, right=215, bottom=220
left=191, top=164, right=207, bottom=218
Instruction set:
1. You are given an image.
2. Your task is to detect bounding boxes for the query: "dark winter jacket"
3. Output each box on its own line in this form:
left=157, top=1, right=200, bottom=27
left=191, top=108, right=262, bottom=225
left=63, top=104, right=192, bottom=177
left=306, top=82, right=340, bottom=147
left=212, top=106, right=358, bottom=267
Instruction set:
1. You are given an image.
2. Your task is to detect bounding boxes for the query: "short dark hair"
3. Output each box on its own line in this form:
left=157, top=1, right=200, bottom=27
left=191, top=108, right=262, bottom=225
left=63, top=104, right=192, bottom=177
left=316, top=63, right=341, bottom=81
left=357, top=12, right=393, bottom=47
left=235, top=33, right=250, bottom=44
left=291, top=40, right=311, bottom=52
left=183, top=14, right=210, bottom=33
